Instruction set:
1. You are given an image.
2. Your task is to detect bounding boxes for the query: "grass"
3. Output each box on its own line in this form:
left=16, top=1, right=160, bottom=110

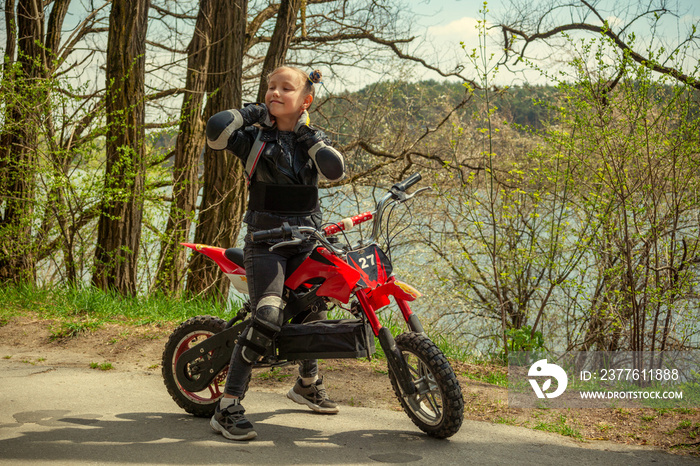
left=596, top=422, right=612, bottom=432
left=0, top=282, right=238, bottom=327
left=677, top=420, right=693, bottom=429
left=90, top=362, right=114, bottom=371
left=255, top=367, right=293, bottom=382
left=50, top=320, right=101, bottom=340
left=464, top=370, right=508, bottom=387
left=494, top=416, right=517, bottom=426
left=533, top=414, right=583, bottom=440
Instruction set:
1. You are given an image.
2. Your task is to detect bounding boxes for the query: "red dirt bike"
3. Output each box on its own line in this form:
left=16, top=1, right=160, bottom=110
left=162, top=173, right=464, bottom=438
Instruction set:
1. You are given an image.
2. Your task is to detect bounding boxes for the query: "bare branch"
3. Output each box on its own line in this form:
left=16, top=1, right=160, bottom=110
left=498, top=1, right=699, bottom=90
left=294, top=32, right=479, bottom=86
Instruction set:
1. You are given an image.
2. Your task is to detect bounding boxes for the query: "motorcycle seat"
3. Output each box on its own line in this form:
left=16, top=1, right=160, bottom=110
left=224, top=248, right=245, bottom=268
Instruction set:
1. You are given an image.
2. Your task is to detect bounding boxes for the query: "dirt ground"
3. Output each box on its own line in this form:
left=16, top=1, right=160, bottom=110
left=1, top=315, right=698, bottom=457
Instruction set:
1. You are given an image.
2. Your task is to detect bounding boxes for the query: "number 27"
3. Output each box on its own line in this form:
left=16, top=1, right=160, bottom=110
left=358, top=254, right=375, bottom=269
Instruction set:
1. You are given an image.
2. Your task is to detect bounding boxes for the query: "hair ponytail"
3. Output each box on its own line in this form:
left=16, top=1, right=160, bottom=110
left=307, top=70, right=322, bottom=85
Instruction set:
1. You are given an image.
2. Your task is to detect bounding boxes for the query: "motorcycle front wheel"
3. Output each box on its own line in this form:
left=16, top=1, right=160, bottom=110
left=388, top=332, right=464, bottom=438
left=161, top=315, right=230, bottom=417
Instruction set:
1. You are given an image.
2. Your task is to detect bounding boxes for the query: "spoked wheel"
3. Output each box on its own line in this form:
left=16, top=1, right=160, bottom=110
left=162, top=315, right=229, bottom=417
left=388, top=332, right=464, bottom=438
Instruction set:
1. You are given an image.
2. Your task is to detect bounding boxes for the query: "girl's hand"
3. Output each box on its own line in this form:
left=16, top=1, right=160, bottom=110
left=292, top=114, right=345, bottom=182
left=293, top=110, right=311, bottom=134
left=206, top=104, right=275, bottom=150
left=245, top=103, right=275, bottom=128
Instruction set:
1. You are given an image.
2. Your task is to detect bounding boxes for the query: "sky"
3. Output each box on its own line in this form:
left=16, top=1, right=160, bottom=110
left=397, top=0, right=700, bottom=86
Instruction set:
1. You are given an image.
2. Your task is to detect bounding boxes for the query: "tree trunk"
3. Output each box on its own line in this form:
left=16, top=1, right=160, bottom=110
left=186, top=0, right=247, bottom=301
left=153, top=0, right=213, bottom=295
left=255, top=0, right=302, bottom=102
left=45, top=0, right=71, bottom=60
left=92, top=0, right=149, bottom=295
left=3, top=0, right=16, bottom=69
left=0, top=0, right=45, bottom=284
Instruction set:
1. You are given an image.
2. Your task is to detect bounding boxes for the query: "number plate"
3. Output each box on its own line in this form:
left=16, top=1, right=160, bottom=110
left=346, top=244, right=393, bottom=289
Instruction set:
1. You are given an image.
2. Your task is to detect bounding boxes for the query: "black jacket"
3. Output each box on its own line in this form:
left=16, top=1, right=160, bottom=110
left=224, top=125, right=343, bottom=231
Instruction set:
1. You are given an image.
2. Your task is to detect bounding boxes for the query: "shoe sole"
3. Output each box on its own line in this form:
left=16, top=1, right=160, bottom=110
left=286, top=388, right=339, bottom=414
left=210, top=416, right=257, bottom=441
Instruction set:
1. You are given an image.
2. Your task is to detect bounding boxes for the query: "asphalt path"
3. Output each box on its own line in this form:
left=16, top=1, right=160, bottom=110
left=0, top=360, right=697, bottom=465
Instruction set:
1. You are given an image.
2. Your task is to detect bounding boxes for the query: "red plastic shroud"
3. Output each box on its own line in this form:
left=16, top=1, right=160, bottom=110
left=285, top=247, right=362, bottom=303
left=285, top=244, right=420, bottom=336
left=181, top=243, right=245, bottom=276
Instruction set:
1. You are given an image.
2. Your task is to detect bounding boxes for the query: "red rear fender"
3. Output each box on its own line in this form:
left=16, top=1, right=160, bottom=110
left=181, top=243, right=244, bottom=275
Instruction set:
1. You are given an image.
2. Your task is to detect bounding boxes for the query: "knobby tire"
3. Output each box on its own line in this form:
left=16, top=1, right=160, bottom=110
left=388, top=332, right=464, bottom=438
left=162, top=315, right=240, bottom=417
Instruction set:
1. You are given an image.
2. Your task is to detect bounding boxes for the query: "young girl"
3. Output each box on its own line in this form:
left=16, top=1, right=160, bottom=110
left=205, top=66, right=345, bottom=441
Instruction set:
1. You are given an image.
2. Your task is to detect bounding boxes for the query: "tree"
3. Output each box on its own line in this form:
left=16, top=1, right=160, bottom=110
left=0, top=0, right=74, bottom=283
left=153, top=0, right=213, bottom=295
left=185, top=0, right=247, bottom=300
left=92, top=0, right=150, bottom=294
left=556, top=40, right=700, bottom=353
left=255, top=0, right=303, bottom=102
left=383, top=2, right=700, bottom=356
left=492, top=0, right=700, bottom=352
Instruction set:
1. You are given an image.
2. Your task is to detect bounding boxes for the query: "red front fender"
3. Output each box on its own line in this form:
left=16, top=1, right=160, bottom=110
left=365, top=276, right=421, bottom=310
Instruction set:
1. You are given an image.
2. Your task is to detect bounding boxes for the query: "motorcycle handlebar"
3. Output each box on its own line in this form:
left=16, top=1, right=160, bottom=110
left=392, top=173, right=422, bottom=192
left=251, top=224, right=291, bottom=242
left=251, top=172, right=424, bottom=250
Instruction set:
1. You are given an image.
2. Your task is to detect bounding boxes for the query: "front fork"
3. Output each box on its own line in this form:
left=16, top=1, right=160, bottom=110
left=396, top=299, right=424, bottom=334
left=356, top=290, right=421, bottom=396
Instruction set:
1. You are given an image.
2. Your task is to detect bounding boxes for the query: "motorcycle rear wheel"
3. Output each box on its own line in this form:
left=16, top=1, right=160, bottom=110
left=162, top=315, right=232, bottom=417
left=388, top=332, right=464, bottom=438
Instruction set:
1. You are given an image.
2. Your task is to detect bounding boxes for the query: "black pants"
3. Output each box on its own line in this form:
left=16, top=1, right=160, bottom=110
left=223, top=229, right=321, bottom=397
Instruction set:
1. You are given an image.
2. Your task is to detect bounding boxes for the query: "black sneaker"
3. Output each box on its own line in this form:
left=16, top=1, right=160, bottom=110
left=286, top=377, right=339, bottom=414
left=210, top=400, right=257, bottom=441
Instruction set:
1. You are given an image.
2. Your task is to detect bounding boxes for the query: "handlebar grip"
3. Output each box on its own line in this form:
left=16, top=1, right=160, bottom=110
left=251, top=227, right=285, bottom=242
left=323, top=211, right=373, bottom=236
left=393, top=173, right=422, bottom=192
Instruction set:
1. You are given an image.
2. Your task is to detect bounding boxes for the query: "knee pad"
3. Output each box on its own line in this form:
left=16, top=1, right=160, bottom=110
left=238, top=300, right=283, bottom=364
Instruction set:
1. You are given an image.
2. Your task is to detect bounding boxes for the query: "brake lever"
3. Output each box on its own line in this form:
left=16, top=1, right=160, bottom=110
left=400, top=186, right=431, bottom=202
left=269, top=238, right=303, bottom=251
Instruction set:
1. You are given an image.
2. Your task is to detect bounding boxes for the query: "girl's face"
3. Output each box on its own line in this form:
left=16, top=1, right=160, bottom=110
left=265, top=69, right=311, bottom=123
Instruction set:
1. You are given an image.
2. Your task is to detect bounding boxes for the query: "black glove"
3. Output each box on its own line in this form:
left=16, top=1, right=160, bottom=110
left=293, top=111, right=345, bottom=182
left=206, top=103, right=273, bottom=150
left=293, top=110, right=312, bottom=135
left=240, top=103, right=274, bottom=128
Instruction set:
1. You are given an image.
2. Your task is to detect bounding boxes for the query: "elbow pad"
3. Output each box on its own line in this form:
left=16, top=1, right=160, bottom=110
left=308, top=142, right=345, bottom=182
left=206, top=109, right=244, bottom=150
left=296, top=126, right=345, bottom=181
left=206, top=104, right=272, bottom=150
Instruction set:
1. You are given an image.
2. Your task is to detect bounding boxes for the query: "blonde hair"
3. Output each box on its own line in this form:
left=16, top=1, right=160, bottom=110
left=267, top=66, right=322, bottom=98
